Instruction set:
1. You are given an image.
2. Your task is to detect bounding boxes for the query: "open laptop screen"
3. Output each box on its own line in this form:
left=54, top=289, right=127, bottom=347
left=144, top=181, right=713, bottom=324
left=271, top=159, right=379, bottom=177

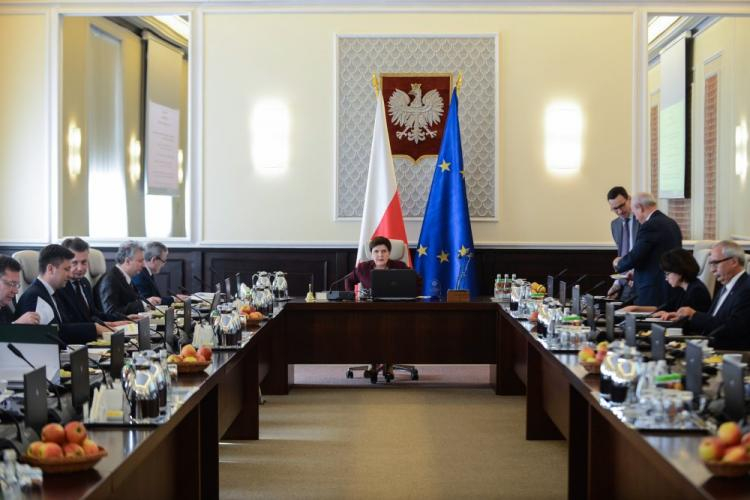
left=0, top=324, right=61, bottom=385
left=371, top=269, right=417, bottom=300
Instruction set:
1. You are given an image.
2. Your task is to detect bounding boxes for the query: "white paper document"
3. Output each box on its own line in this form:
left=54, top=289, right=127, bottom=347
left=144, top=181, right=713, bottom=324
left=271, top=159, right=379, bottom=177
left=36, top=297, right=56, bottom=325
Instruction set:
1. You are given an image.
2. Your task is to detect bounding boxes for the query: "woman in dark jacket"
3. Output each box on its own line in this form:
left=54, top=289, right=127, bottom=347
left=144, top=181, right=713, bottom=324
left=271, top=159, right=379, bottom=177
left=622, top=248, right=711, bottom=319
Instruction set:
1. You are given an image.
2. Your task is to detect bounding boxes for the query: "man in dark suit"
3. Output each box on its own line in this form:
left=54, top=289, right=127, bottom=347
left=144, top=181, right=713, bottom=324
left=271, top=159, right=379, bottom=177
left=613, top=192, right=682, bottom=306
left=15, top=245, right=104, bottom=344
left=0, top=255, right=40, bottom=325
left=671, top=240, right=750, bottom=350
left=96, top=240, right=149, bottom=317
left=606, top=186, right=641, bottom=301
left=57, top=237, right=128, bottom=326
left=132, top=242, right=188, bottom=306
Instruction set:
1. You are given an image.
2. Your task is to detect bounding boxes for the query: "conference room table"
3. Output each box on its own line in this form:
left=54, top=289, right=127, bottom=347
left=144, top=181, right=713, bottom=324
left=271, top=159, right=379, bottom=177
left=31, top=320, right=271, bottom=500
left=26, top=297, right=750, bottom=499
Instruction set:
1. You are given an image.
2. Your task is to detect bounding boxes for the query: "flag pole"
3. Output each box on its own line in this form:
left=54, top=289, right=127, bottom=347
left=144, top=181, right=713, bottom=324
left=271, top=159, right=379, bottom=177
left=371, top=72, right=379, bottom=95
left=456, top=71, right=463, bottom=96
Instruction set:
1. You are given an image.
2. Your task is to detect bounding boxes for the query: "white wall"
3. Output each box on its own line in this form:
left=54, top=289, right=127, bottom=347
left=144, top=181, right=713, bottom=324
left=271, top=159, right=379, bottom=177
left=0, top=14, right=49, bottom=243
left=203, top=12, right=633, bottom=246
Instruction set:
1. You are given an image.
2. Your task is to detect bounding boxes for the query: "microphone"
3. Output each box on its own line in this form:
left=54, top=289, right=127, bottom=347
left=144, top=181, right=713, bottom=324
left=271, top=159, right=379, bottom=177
left=6, top=343, right=63, bottom=411
left=555, top=268, right=568, bottom=279
left=42, top=333, right=112, bottom=389
left=584, top=280, right=606, bottom=296
left=92, top=316, right=118, bottom=332
left=620, top=294, right=638, bottom=307
left=646, top=302, right=670, bottom=319
left=572, top=274, right=588, bottom=286
left=328, top=272, right=353, bottom=292
left=326, top=272, right=355, bottom=301
left=172, top=288, right=212, bottom=307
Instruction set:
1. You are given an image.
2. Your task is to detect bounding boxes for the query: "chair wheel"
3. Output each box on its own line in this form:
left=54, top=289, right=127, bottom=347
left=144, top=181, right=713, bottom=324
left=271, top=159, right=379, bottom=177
left=370, top=374, right=378, bottom=384
left=411, top=370, right=419, bottom=381
left=384, top=373, right=393, bottom=383
left=346, top=370, right=354, bottom=379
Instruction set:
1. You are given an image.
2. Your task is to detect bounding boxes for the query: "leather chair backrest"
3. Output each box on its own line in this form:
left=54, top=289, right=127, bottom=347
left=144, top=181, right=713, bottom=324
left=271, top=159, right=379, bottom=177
left=693, top=248, right=716, bottom=298
left=693, top=240, right=717, bottom=253
left=364, top=239, right=409, bottom=265
left=11, top=250, right=39, bottom=295
left=87, top=248, right=107, bottom=287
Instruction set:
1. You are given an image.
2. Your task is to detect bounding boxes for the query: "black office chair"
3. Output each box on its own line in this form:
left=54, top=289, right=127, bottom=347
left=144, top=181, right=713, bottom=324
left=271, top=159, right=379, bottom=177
left=346, top=363, right=419, bottom=384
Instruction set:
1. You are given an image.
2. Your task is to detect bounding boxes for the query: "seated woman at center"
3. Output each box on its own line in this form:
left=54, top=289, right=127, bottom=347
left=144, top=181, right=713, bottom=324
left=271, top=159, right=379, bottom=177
left=345, top=236, right=410, bottom=292
left=622, top=248, right=711, bottom=319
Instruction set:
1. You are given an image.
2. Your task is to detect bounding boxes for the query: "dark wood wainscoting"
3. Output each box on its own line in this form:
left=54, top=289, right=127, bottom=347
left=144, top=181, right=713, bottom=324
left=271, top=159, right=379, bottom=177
left=0, top=245, right=616, bottom=297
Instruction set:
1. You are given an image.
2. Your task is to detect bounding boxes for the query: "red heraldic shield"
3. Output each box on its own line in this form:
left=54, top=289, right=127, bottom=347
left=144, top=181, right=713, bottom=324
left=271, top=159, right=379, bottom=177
left=381, top=74, right=452, bottom=163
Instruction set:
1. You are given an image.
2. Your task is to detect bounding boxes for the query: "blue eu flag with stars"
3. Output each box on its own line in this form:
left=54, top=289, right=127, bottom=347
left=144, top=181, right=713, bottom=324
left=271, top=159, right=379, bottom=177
left=415, top=88, right=478, bottom=298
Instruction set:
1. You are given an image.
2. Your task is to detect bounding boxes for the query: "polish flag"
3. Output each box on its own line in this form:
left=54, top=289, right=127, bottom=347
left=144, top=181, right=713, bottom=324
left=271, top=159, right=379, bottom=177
left=355, top=92, right=411, bottom=266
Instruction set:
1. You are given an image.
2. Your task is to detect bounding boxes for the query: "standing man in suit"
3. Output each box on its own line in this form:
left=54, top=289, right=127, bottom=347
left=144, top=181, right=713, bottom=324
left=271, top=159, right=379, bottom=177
left=97, top=240, right=150, bottom=317
left=606, top=186, right=640, bottom=301
left=671, top=240, right=750, bottom=350
left=132, top=242, right=188, bottom=306
left=57, top=237, right=127, bottom=326
left=0, top=255, right=40, bottom=325
left=15, top=245, right=105, bottom=344
left=613, top=192, right=682, bottom=307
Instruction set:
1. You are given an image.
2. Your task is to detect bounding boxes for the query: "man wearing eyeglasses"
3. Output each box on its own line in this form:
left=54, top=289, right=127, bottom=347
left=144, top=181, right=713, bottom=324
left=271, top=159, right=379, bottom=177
left=612, top=192, right=682, bottom=307
left=669, top=240, right=750, bottom=349
left=132, top=242, right=189, bottom=307
left=0, top=255, right=40, bottom=325
left=606, top=186, right=640, bottom=300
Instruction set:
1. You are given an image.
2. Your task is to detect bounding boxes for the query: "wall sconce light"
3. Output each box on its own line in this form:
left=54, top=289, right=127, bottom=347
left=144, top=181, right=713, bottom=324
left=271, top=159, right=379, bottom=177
left=545, top=102, right=583, bottom=173
left=177, top=148, right=184, bottom=184
left=736, top=121, right=748, bottom=184
left=250, top=98, right=290, bottom=172
left=128, top=137, right=142, bottom=184
left=67, top=123, right=82, bottom=180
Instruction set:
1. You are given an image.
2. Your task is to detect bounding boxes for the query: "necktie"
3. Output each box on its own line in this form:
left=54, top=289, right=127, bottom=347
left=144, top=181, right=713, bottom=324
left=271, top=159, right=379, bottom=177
left=621, top=218, right=631, bottom=255
left=75, top=281, right=90, bottom=317
left=50, top=292, right=63, bottom=323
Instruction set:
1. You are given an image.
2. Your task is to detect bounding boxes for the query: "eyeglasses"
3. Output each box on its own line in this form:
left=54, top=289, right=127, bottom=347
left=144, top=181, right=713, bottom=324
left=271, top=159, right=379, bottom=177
left=708, top=257, right=733, bottom=268
left=1, top=279, right=21, bottom=290
left=155, top=257, right=166, bottom=264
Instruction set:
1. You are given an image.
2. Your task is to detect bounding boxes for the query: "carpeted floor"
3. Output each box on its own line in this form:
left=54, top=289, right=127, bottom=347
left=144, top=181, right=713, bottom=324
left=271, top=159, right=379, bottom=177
left=219, top=365, right=567, bottom=499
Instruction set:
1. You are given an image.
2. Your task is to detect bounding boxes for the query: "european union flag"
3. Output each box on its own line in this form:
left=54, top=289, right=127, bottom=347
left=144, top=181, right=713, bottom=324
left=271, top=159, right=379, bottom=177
left=415, top=88, right=478, bottom=298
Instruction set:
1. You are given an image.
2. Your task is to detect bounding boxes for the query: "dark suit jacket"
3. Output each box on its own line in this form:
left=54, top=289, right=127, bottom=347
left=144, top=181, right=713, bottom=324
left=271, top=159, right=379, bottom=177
left=345, top=260, right=411, bottom=291
left=0, top=305, right=14, bottom=324
left=15, top=278, right=96, bottom=345
left=688, top=272, right=750, bottom=350
left=57, top=277, right=118, bottom=323
left=96, top=267, right=145, bottom=317
left=662, top=279, right=712, bottom=313
left=615, top=210, right=682, bottom=307
left=132, top=268, right=173, bottom=306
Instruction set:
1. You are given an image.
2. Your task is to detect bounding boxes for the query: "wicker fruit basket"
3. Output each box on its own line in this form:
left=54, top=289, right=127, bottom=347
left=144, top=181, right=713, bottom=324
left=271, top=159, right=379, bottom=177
left=580, top=360, right=602, bottom=375
left=703, top=461, right=750, bottom=478
left=23, top=446, right=107, bottom=474
left=242, top=314, right=266, bottom=326
left=176, top=360, right=211, bottom=374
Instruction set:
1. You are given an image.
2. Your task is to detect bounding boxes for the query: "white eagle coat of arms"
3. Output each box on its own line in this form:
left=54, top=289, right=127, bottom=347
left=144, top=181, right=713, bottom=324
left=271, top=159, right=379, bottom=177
left=387, top=83, right=445, bottom=144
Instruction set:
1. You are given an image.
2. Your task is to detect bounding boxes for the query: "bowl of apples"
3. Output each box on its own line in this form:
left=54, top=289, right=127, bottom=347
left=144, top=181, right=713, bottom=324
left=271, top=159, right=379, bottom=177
left=240, top=305, right=265, bottom=326
left=23, top=421, right=107, bottom=474
left=167, top=344, right=213, bottom=374
left=578, top=342, right=608, bottom=374
left=699, top=421, right=750, bottom=477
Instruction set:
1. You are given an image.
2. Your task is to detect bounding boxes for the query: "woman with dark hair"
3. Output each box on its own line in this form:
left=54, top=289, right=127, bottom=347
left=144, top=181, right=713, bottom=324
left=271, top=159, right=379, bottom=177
left=345, top=236, right=410, bottom=291
left=621, top=248, right=711, bottom=319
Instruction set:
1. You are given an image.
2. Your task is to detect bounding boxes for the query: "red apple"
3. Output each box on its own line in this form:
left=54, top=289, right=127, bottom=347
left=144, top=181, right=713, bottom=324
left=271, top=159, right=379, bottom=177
left=63, top=443, right=85, bottom=458
left=81, top=439, right=99, bottom=456
left=39, top=442, right=63, bottom=458
left=698, top=437, right=725, bottom=462
left=595, top=350, right=607, bottom=362
left=180, top=344, right=197, bottom=358
left=722, top=445, right=749, bottom=463
left=41, top=423, right=66, bottom=444
left=64, top=421, right=87, bottom=444
left=197, top=346, right=212, bottom=361
left=27, top=441, right=45, bottom=458
left=717, top=421, right=742, bottom=446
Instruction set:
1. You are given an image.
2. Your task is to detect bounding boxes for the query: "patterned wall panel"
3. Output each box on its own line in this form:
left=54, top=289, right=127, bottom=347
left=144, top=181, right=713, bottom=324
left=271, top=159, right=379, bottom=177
left=337, top=36, right=497, bottom=219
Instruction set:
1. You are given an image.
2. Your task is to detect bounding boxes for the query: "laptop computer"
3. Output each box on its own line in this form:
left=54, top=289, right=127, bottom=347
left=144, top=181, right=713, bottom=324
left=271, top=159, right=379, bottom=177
left=371, top=269, right=418, bottom=301
left=0, top=325, right=61, bottom=390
